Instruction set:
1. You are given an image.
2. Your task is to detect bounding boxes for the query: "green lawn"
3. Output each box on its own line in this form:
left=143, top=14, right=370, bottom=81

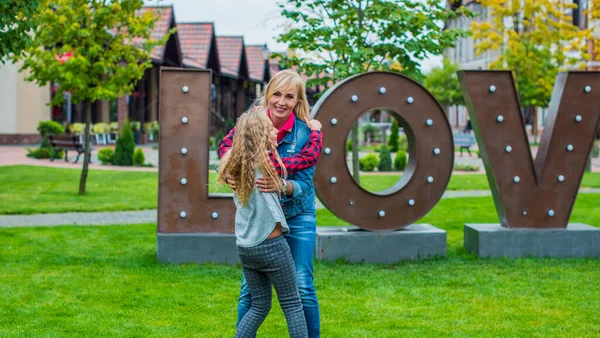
left=1, top=165, right=600, bottom=214
left=1, top=194, right=599, bottom=336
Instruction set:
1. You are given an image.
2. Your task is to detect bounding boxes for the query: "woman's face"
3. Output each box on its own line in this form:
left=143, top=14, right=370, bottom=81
left=268, top=82, right=299, bottom=123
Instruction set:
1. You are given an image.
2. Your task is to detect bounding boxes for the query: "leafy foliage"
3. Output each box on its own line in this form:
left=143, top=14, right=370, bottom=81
left=424, top=58, right=464, bottom=107
left=37, top=120, right=65, bottom=148
left=472, top=0, right=590, bottom=108
left=275, top=0, right=472, bottom=86
left=0, top=0, right=40, bottom=62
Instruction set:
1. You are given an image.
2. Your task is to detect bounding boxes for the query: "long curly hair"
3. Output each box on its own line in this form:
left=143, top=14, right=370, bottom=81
left=217, top=110, right=287, bottom=206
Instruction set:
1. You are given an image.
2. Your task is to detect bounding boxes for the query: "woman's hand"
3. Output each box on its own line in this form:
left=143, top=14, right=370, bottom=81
left=226, top=175, right=237, bottom=192
left=255, top=176, right=280, bottom=193
left=308, top=119, right=322, bottom=131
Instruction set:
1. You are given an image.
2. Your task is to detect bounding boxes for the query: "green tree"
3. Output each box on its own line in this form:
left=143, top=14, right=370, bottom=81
left=276, top=0, right=470, bottom=183
left=472, top=0, right=590, bottom=143
left=388, top=119, right=399, bottom=152
left=424, top=58, right=464, bottom=108
left=378, top=145, right=392, bottom=172
left=0, top=0, right=40, bottom=62
left=20, top=0, right=171, bottom=194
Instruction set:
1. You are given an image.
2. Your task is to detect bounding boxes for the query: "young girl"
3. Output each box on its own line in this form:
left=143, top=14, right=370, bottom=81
left=218, top=110, right=321, bottom=338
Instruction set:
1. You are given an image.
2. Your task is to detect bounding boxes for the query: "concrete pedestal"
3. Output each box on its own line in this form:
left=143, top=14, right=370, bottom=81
left=315, top=224, right=446, bottom=263
left=464, top=223, right=600, bottom=258
left=157, top=232, right=238, bottom=264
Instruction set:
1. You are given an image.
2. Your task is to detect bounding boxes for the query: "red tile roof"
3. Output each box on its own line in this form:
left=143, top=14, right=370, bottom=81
left=178, top=22, right=214, bottom=68
left=137, top=6, right=174, bottom=60
left=246, top=45, right=268, bottom=82
left=217, top=36, right=244, bottom=78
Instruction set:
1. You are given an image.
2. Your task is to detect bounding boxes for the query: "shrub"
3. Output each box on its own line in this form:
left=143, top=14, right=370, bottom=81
left=26, top=147, right=64, bottom=159
left=98, top=148, right=114, bottom=165
left=26, top=147, right=50, bottom=159
left=113, top=120, right=135, bottom=166
left=398, top=133, right=408, bottom=152
left=388, top=119, right=399, bottom=152
left=454, top=163, right=480, bottom=172
left=378, top=145, right=393, bottom=172
left=346, top=139, right=352, bottom=152
left=394, top=150, right=407, bottom=171
left=359, top=153, right=379, bottom=172
left=37, top=120, right=65, bottom=148
left=133, top=148, right=145, bottom=166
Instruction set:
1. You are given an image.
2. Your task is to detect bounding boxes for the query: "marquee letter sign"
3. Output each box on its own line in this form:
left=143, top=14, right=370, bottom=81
left=158, top=69, right=599, bottom=239
left=158, top=68, right=236, bottom=233
left=310, top=72, right=454, bottom=231
left=459, top=71, right=600, bottom=228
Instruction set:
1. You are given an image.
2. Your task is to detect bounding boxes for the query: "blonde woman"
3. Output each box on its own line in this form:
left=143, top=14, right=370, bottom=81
left=219, top=70, right=322, bottom=337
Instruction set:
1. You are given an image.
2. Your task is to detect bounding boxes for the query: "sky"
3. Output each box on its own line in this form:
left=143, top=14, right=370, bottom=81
left=150, top=0, right=442, bottom=73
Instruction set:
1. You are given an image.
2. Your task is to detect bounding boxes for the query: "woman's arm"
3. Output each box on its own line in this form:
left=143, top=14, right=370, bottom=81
left=218, top=121, right=323, bottom=176
left=217, top=128, right=236, bottom=158
left=269, top=130, right=322, bottom=176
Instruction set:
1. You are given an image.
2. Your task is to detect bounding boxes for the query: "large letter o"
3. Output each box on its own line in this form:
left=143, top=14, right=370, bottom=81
left=312, top=72, right=454, bottom=231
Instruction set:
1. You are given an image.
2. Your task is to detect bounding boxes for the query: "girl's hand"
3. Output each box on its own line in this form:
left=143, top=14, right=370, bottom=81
left=252, top=105, right=264, bottom=112
left=255, top=176, right=279, bottom=192
left=308, top=119, right=322, bottom=131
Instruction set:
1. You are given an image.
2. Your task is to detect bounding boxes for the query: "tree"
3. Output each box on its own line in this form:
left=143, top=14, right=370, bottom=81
left=388, top=119, right=399, bottom=152
left=378, top=144, right=392, bottom=172
left=472, top=0, right=591, bottom=143
left=20, top=0, right=171, bottom=194
left=0, top=0, right=40, bottom=62
left=276, top=0, right=471, bottom=183
left=424, top=58, right=464, bottom=108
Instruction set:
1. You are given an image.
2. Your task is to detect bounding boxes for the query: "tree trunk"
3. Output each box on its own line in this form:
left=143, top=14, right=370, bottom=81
left=351, top=123, right=360, bottom=184
left=530, top=106, right=538, bottom=144
left=79, top=100, right=92, bottom=195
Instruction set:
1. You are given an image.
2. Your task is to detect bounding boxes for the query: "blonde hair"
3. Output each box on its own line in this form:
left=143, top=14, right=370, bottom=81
left=259, top=69, right=310, bottom=124
left=217, top=110, right=287, bottom=206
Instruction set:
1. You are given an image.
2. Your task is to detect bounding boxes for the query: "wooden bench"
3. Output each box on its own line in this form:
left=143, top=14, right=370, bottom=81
left=453, top=133, right=476, bottom=157
left=48, top=135, right=91, bottom=164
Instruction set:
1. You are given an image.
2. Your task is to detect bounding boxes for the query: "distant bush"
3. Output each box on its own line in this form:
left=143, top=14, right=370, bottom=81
left=359, top=153, right=379, bottom=172
left=394, top=150, right=407, bottom=171
left=454, top=163, right=480, bottom=172
left=98, top=148, right=114, bottom=165
left=133, top=148, right=145, bottom=166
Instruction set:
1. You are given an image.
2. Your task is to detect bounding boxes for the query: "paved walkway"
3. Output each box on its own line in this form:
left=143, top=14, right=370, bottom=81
left=2, top=189, right=599, bottom=227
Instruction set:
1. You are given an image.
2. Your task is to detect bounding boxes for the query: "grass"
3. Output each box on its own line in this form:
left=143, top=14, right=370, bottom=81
left=1, top=194, right=599, bottom=336
left=2, top=165, right=600, bottom=214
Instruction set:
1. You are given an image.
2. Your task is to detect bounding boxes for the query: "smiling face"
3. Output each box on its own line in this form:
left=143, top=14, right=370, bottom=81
left=267, top=82, right=299, bottom=128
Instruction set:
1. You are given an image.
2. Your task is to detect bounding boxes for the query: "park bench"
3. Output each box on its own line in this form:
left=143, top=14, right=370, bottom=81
left=453, top=133, right=476, bottom=157
left=48, top=134, right=91, bottom=164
